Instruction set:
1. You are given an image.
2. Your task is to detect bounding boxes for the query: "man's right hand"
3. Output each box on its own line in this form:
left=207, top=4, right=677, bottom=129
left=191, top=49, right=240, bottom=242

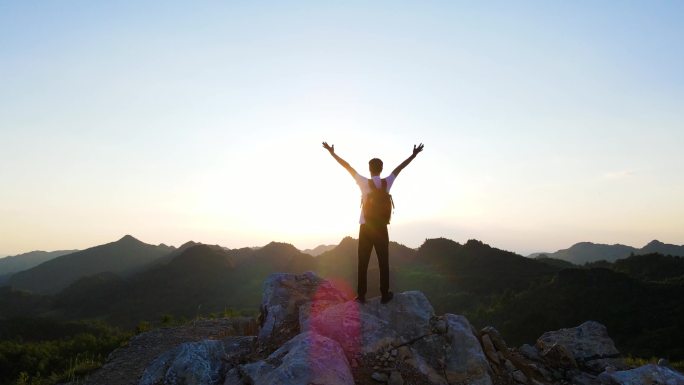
left=322, top=142, right=335, bottom=154
left=413, top=143, right=424, bottom=156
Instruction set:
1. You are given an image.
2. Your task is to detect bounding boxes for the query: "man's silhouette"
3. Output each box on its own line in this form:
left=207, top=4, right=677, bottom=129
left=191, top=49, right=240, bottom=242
left=322, top=142, right=424, bottom=304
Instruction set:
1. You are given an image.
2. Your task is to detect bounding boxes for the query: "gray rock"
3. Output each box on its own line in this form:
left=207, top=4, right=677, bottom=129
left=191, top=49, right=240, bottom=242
left=389, top=370, right=404, bottom=385
left=307, top=291, right=434, bottom=356
left=241, top=331, right=353, bottom=385
left=409, top=334, right=450, bottom=384
left=503, top=359, right=516, bottom=372
left=299, top=299, right=344, bottom=331
left=598, top=370, right=614, bottom=384
left=222, top=368, right=243, bottom=385
left=396, top=346, right=412, bottom=362
left=511, top=369, right=527, bottom=383
left=584, top=357, right=627, bottom=373
left=601, top=364, right=684, bottom=385
left=372, top=371, right=389, bottom=382
left=541, top=343, right=577, bottom=369
left=442, top=314, right=493, bottom=385
left=481, top=326, right=508, bottom=352
left=258, top=272, right=348, bottom=350
left=519, top=343, right=541, bottom=361
left=481, top=334, right=500, bottom=365
left=536, top=321, right=619, bottom=364
left=569, top=371, right=601, bottom=385
left=405, top=344, right=449, bottom=385
left=432, top=318, right=447, bottom=334
left=139, top=336, right=254, bottom=385
left=407, top=315, right=493, bottom=385
left=524, top=361, right=553, bottom=382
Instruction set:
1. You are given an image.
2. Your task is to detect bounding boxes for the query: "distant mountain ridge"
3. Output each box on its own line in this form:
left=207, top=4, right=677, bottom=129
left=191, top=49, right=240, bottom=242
left=0, top=249, right=78, bottom=277
left=8, top=235, right=175, bottom=294
left=2, top=234, right=684, bottom=361
left=530, top=239, right=684, bottom=264
left=53, top=241, right=318, bottom=324
left=4, top=234, right=552, bottom=321
left=640, top=240, right=684, bottom=256
left=301, top=244, right=336, bottom=256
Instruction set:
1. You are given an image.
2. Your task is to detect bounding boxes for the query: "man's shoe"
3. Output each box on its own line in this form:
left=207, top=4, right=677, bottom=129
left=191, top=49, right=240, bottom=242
left=381, top=291, right=394, bottom=304
left=354, top=295, right=366, bottom=304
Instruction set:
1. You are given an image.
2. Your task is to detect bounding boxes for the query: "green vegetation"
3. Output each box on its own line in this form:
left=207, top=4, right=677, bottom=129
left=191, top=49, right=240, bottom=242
left=623, top=356, right=684, bottom=372
left=0, top=309, right=257, bottom=385
left=392, top=240, right=684, bottom=362
left=463, top=268, right=684, bottom=361
left=0, top=319, right=131, bottom=385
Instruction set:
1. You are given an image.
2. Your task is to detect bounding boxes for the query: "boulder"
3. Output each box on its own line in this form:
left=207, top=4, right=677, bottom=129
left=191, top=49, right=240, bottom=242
left=519, top=344, right=541, bottom=362
left=406, top=315, right=493, bottom=385
left=442, top=314, right=493, bottom=385
left=569, top=371, right=601, bottom=385
left=306, top=291, right=434, bottom=356
left=371, top=372, right=389, bottom=382
left=139, top=336, right=254, bottom=385
left=481, top=326, right=508, bottom=352
left=407, top=334, right=451, bottom=385
left=481, top=334, right=500, bottom=365
left=388, top=370, right=404, bottom=385
left=541, top=343, right=577, bottom=369
left=599, top=364, right=684, bottom=385
left=240, top=331, right=354, bottom=385
left=258, top=272, right=348, bottom=350
left=536, top=321, right=619, bottom=371
left=536, top=321, right=619, bottom=360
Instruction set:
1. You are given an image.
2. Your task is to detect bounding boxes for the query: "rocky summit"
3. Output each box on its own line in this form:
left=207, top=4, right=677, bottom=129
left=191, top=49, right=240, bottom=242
left=91, top=272, right=684, bottom=385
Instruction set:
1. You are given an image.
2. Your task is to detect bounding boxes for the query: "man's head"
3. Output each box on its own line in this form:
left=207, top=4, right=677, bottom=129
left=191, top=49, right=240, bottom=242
left=369, top=158, right=383, bottom=176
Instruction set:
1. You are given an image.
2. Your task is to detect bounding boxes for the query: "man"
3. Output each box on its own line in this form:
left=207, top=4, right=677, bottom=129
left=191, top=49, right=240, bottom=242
left=322, top=141, right=424, bottom=304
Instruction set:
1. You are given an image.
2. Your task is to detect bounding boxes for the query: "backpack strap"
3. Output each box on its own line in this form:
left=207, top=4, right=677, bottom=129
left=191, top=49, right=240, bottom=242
left=367, top=178, right=388, bottom=191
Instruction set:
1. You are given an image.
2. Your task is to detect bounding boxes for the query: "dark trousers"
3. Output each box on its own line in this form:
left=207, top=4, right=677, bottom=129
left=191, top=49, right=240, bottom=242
left=357, top=223, right=389, bottom=297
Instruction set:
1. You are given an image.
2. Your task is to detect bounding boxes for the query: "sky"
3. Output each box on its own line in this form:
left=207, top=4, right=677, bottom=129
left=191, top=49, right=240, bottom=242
left=1, top=1, right=683, bottom=256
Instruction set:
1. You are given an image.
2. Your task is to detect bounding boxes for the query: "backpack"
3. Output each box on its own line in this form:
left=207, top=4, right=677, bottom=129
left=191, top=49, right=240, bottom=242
left=363, top=179, right=394, bottom=225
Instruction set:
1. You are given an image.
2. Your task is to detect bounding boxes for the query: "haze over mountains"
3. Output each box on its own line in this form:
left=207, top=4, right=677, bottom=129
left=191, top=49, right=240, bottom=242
left=0, top=250, right=77, bottom=284
left=529, top=240, right=684, bottom=265
left=3, top=236, right=683, bottom=300
left=5, top=236, right=683, bottom=282
left=2, top=233, right=684, bottom=361
left=301, top=244, right=336, bottom=256
left=8, top=235, right=174, bottom=294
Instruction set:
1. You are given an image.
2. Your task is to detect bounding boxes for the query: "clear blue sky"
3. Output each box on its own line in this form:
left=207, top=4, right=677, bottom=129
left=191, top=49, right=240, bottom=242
left=1, top=1, right=683, bottom=256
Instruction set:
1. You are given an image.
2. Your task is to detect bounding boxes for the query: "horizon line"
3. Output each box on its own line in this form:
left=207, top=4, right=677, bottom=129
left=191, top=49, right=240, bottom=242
left=1, top=234, right=680, bottom=260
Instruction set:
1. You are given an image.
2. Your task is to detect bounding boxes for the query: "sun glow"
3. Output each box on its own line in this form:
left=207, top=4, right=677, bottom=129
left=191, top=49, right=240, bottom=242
left=1, top=2, right=683, bottom=255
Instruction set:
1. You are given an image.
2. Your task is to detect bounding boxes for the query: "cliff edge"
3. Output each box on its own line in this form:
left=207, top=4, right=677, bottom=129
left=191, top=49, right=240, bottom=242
left=90, top=272, right=684, bottom=385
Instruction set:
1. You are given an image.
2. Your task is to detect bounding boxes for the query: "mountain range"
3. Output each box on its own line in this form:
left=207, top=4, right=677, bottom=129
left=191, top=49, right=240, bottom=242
left=300, top=244, right=336, bottom=256
left=7, top=235, right=174, bottom=294
left=2, top=234, right=684, bottom=360
left=0, top=249, right=78, bottom=284
left=5, top=238, right=683, bottom=288
left=530, top=239, right=684, bottom=264
left=1, top=235, right=551, bottom=323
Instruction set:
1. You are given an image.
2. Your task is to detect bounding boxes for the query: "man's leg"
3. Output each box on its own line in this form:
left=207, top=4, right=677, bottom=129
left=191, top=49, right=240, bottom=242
left=357, top=224, right=373, bottom=299
left=375, top=224, right=390, bottom=297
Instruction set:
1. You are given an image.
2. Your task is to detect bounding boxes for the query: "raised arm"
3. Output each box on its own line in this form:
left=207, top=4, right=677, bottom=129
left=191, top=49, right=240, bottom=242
left=322, top=142, right=357, bottom=176
left=391, top=143, right=424, bottom=177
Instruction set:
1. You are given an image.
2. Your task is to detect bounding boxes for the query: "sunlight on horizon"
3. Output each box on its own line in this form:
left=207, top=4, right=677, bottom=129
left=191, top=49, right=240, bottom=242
left=1, top=1, right=683, bottom=256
